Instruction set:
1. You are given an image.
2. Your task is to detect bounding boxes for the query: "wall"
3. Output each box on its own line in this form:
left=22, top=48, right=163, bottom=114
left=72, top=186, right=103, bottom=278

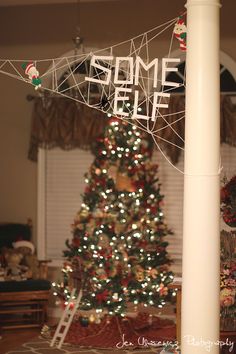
left=0, top=0, right=235, bottom=243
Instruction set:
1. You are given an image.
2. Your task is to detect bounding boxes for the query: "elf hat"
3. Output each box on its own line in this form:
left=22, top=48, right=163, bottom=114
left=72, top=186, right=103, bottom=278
left=177, top=16, right=185, bottom=25
left=22, top=62, right=35, bottom=75
left=12, top=240, right=35, bottom=254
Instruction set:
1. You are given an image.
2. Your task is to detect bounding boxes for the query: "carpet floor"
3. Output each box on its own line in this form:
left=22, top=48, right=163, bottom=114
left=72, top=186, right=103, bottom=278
left=3, top=336, right=164, bottom=354
left=52, top=313, right=176, bottom=348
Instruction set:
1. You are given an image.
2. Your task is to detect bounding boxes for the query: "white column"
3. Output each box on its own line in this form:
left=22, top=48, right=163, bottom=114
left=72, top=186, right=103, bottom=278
left=37, top=148, right=47, bottom=260
left=182, top=1, right=221, bottom=354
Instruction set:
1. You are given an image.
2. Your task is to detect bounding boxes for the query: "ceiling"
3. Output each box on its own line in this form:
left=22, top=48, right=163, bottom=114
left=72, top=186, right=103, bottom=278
left=0, top=0, right=113, bottom=6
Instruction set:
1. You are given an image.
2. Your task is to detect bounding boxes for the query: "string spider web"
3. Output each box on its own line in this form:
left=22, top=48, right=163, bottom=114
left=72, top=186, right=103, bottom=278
left=0, top=15, right=186, bottom=173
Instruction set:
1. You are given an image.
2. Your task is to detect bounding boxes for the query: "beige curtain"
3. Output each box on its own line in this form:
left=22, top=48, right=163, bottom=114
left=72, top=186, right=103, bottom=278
left=28, top=95, right=236, bottom=164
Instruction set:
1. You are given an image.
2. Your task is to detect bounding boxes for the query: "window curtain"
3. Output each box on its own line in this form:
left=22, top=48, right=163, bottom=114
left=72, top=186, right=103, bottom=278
left=28, top=97, right=106, bottom=162
left=28, top=95, right=236, bottom=164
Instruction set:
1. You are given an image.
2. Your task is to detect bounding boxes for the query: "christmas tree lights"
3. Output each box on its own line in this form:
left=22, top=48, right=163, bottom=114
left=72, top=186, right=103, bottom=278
left=53, top=117, right=174, bottom=318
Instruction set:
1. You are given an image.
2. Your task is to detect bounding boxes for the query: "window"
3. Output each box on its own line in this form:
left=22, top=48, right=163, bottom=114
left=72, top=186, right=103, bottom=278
left=37, top=148, right=93, bottom=265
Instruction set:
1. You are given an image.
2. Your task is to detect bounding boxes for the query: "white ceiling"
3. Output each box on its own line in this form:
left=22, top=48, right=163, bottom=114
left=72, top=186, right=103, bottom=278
left=0, top=0, right=113, bottom=6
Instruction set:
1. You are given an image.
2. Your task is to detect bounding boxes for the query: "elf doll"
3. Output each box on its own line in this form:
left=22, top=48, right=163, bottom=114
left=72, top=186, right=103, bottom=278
left=22, top=62, right=42, bottom=89
left=173, top=16, right=187, bottom=51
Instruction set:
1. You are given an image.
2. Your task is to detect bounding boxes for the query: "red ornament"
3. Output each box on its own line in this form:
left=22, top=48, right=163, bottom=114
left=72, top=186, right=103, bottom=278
left=72, top=238, right=81, bottom=247
left=116, top=263, right=123, bottom=275
left=96, top=138, right=104, bottom=143
left=149, top=206, right=157, bottom=214
left=96, top=289, right=109, bottom=304
left=121, top=275, right=132, bottom=287
left=138, top=240, right=148, bottom=248
left=105, top=261, right=111, bottom=272
left=134, top=180, right=145, bottom=189
left=89, top=269, right=96, bottom=276
left=98, top=247, right=113, bottom=259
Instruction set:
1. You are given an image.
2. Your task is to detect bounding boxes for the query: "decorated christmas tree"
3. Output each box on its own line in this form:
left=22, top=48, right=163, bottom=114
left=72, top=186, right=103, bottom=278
left=220, top=176, right=236, bottom=331
left=54, top=117, right=174, bottom=318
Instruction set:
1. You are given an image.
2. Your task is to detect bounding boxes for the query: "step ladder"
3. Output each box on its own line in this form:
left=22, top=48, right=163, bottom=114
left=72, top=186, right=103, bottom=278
left=50, top=288, right=82, bottom=349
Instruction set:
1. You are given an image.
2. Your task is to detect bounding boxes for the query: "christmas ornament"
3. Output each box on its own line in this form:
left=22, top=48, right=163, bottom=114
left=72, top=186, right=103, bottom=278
left=98, top=234, right=110, bottom=248
left=96, top=268, right=108, bottom=280
left=134, top=265, right=145, bottom=282
left=89, top=314, right=95, bottom=323
left=95, top=168, right=101, bottom=175
left=114, top=222, right=126, bottom=234
left=121, top=275, right=132, bottom=288
left=79, top=315, right=89, bottom=327
left=108, top=265, right=117, bottom=277
left=96, top=289, right=109, bottom=304
left=173, top=16, right=187, bottom=51
left=40, top=324, right=51, bottom=339
left=72, top=238, right=80, bottom=247
left=159, top=283, right=169, bottom=296
left=22, top=62, right=42, bottom=89
left=80, top=209, right=89, bottom=219
left=98, top=246, right=112, bottom=259
left=108, top=165, right=118, bottom=180
left=113, top=293, right=119, bottom=300
left=93, top=209, right=105, bottom=218
left=94, top=314, right=101, bottom=324
left=74, top=222, right=84, bottom=230
left=220, top=287, right=235, bottom=307
left=147, top=268, right=158, bottom=278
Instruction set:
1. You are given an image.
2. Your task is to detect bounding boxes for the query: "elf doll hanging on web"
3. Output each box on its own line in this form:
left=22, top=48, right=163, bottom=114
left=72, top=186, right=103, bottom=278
left=174, top=15, right=187, bottom=51
left=22, top=62, right=42, bottom=90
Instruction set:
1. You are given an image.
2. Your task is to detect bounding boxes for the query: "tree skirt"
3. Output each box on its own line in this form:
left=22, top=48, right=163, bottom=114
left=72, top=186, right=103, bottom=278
left=47, top=313, right=176, bottom=349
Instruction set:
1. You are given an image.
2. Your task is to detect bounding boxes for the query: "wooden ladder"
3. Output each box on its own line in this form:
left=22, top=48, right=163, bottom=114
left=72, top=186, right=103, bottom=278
left=50, top=288, right=82, bottom=348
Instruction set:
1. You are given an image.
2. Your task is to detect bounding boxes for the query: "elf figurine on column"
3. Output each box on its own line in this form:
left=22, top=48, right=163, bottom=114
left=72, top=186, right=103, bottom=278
left=22, top=62, right=42, bottom=90
left=173, top=16, right=187, bottom=51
